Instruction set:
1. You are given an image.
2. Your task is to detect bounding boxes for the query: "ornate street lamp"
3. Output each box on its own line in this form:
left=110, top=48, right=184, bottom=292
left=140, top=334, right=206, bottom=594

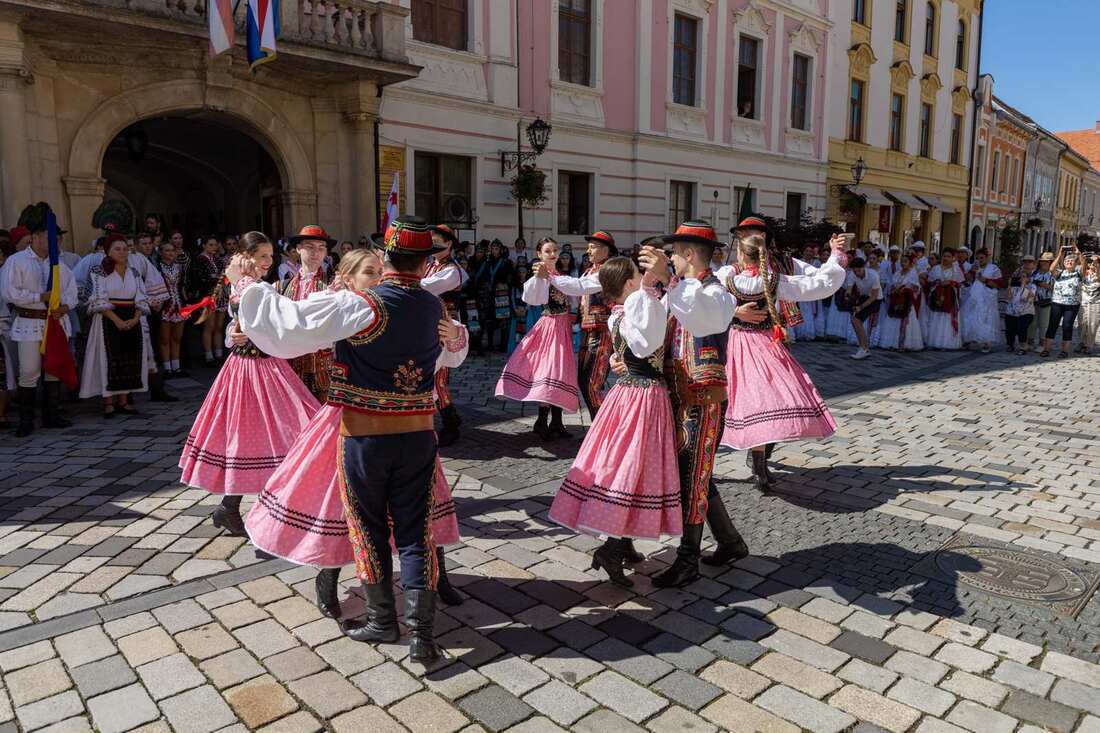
left=851, top=157, right=867, bottom=186
left=501, top=116, right=553, bottom=175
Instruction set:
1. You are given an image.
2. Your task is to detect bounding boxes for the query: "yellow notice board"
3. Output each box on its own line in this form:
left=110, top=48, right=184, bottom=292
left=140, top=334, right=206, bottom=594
left=378, top=145, right=407, bottom=219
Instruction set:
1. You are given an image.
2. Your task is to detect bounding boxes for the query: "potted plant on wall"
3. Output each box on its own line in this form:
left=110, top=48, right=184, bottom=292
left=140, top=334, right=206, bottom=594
left=510, top=164, right=548, bottom=210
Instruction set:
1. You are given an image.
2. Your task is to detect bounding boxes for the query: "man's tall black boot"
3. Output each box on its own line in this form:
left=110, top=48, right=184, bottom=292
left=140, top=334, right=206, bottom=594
left=533, top=406, right=551, bottom=440
left=548, top=407, right=571, bottom=439
left=437, top=405, right=461, bottom=447
left=701, top=485, right=749, bottom=567
left=150, top=371, right=179, bottom=403
left=342, top=583, right=400, bottom=643
left=405, top=589, right=442, bottom=663
left=15, top=387, right=36, bottom=438
left=436, top=547, right=464, bottom=606
left=314, top=568, right=341, bottom=618
left=41, top=382, right=71, bottom=429
left=652, top=523, right=704, bottom=588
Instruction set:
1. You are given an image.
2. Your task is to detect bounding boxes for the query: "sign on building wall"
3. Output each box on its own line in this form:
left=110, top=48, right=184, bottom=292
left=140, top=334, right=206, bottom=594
left=378, top=145, right=406, bottom=220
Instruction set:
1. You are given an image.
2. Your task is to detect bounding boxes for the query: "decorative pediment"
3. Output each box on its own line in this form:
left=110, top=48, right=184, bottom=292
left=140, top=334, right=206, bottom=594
left=847, top=43, right=877, bottom=76
left=920, top=72, right=943, bottom=99
left=734, top=0, right=772, bottom=36
left=952, top=84, right=971, bottom=112
left=788, top=23, right=820, bottom=55
left=890, top=60, right=915, bottom=89
left=675, top=0, right=717, bottom=16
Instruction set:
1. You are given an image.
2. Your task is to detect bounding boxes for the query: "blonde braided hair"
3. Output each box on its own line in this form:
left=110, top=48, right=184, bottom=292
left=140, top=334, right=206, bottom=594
left=740, top=234, right=787, bottom=343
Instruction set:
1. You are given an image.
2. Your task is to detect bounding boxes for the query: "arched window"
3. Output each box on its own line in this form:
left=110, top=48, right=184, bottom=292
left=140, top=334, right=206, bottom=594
left=924, top=2, right=936, bottom=56
left=955, top=20, right=966, bottom=70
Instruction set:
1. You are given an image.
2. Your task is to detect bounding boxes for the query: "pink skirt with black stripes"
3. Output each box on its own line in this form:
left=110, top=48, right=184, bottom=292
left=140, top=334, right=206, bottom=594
left=179, top=353, right=320, bottom=495
left=245, top=404, right=460, bottom=568
left=721, top=328, right=836, bottom=450
left=495, top=313, right=580, bottom=412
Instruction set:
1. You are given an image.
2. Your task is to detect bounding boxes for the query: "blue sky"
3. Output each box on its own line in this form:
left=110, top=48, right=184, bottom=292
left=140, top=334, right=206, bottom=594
left=981, top=0, right=1100, bottom=132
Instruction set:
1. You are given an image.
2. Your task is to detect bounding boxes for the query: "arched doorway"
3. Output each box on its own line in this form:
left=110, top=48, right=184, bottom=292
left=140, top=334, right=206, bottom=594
left=102, top=115, right=282, bottom=242
left=970, top=225, right=982, bottom=250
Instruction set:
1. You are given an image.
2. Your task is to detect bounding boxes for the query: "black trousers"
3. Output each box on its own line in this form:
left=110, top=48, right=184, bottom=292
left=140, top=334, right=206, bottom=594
left=340, top=431, right=438, bottom=590
left=1004, top=314, right=1033, bottom=349
left=1045, top=302, right=1079, bottom=342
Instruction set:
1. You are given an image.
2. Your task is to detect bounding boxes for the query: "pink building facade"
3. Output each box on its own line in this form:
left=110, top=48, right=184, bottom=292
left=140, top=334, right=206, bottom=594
left=380, top=0, right=833, bottom=247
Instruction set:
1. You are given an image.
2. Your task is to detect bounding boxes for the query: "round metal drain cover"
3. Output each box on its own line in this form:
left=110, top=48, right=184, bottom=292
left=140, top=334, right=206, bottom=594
left=936, top=545, right=1091, bottom=603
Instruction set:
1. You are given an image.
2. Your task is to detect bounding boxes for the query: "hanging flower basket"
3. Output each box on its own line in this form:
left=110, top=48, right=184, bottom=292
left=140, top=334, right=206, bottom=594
left=510, top=164, right=547, bottom=208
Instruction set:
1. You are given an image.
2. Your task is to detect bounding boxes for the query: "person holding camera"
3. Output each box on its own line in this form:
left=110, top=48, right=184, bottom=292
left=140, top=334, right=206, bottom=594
left=1079, top=254, right=1100, bottom=355
left=1039, top=244, right=1084, bottom=358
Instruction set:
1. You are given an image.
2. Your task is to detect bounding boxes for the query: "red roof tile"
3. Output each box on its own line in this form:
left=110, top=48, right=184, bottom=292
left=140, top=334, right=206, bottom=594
left=1057, top=129, right=1100, bottom=170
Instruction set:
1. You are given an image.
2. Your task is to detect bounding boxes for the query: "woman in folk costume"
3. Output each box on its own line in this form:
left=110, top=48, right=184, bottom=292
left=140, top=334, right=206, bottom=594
left=495, top=237, right=580, bottom=439
left=156, top=238, right=189, bottom=378
left=824, top=257, right=856, bottom=342
left=79, top=235, right=153, bottom=415
left=878, top=253, right=924, bottom=351
left=959, top=247, right=1004, bottom=353
left=190, top=235, right=228, bottom=366
left=717, top=233, right=848, bottom=489
left=281, top=226, right=337, bottom=402
left=548, top=257, right=680, bottom=587
left=792, top=244, right=823, bottom=341
left=245, top=248, right=470, bottom=617
left=179, top=232, right=320, bottom=536
left=925, top=247, right=964, bottom=350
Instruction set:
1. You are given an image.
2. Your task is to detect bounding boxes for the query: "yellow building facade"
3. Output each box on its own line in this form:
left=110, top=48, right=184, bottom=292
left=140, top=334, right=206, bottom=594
left=1056, top=148, right=1088, bottom=247
left=826, top=0, right=981, bottom=250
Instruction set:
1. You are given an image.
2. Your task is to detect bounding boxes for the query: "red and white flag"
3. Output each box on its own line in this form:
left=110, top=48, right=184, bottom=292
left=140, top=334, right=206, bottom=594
left=382, top=172, right=400, bottom=232
left=209, top=0, right=235, bottom=56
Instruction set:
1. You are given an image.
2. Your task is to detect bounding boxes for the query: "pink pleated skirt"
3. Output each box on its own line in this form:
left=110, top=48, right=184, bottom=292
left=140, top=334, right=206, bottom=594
left=548, top=382, right=681, bottom=539
left=721, top=328, right=836, bottom=450
left=179, top=354, right=320, bottom=495
left=245, top=404, right=460, bottom=568
left=495, top=314, right=580, bottom=412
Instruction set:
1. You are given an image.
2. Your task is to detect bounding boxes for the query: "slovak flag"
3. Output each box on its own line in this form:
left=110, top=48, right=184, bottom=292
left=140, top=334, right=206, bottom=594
left=208, top=0, right=235, bottom=57
left=246, top=0, right=280, bottom=71
left=382, top=172, right=400, bottom=232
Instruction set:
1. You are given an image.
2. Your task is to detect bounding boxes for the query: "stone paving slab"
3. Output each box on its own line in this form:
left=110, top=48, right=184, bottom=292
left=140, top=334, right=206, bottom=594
left=0, top=347, right=1099, bottom=731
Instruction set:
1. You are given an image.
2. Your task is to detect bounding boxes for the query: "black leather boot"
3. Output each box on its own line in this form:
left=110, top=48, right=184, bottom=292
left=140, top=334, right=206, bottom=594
left=750, top=450, right=773, bottom=491
left=149, top=371, right=179, bottom=403
left=435, top=547, right=464, bottom=606
left=342, top=583, right=400, bottom=643
left=621, top=539, right=645, bottom=564
left=15, top=387, right=35, bottom=437
left=653, top=524, right=703, bottom=588
left=437, top=405, right=461, bottom=447
left=41, top=382, right=71, bottom=428
left=746, top=442, right=775, bottom=469
left=701, top=485, right=750, bottom=567
left=590, top=538, right=633, bottom=587
left=548, top=407, right=571, bottom=438
left=211, top=495, right=247, bottom=537
left=315, top=568, right=341, bottom=618
left=405, top=589, right=442, bottom=663
left=533, top=406, right=551, bottom=440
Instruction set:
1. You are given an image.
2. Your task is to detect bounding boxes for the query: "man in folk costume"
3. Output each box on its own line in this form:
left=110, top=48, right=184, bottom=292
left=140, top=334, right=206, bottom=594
left=282, top=226, right=336, bottom=401
left=233, top=216, right=449, bottom=663
left=638, top=222, right=755, bottom=587
left=551, top=230, right=617, bottom=419
left=0, top=203, right=77, bottom=437
left=425, top=224, right=468, bottom=447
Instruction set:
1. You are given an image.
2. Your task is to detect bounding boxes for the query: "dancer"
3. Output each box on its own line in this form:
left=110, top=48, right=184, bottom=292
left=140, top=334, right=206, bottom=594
left=1, top=203, right=77, bottom=437
left=179, top=232, right=320, bottom=536
left=925, top=247, right=964, bottom=350
left=78, top=235, right=152, bottom=414
left=632, top=222, right=757, bottom=587
left=156, top=238, right=189, bottom=377
left=233, top=216, right=450, bottom=663
left=548, top=256, right=679, bottom=587
left=495, top=237, right=580, bottom=439
left=718, top=233, right=847, bottom=489
left=245, top=247, right=470, bottom=618
left=960, top=248, right=1003, bottom=353
left=281, top=226, right=336, bottom=401
left=878, top=253, right=924, bottom=351
left=425, top=225, right=468, bottom=447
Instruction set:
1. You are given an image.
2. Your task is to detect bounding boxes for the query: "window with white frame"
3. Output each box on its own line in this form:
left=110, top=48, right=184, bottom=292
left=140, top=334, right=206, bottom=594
left=558, top=0, right=592, bottom=86
left=990, top=151, right=1000, bottom=194
left=558, top=171, right=592, bottom=235
left=785, top=193, right=805, bottom=223
left=919, top=103, right=932, bottom=157
left=673, top=14, right=699, bottom=106
left=790, top=53, right=811, bottom=130
left=737, top=35, right=761, bottom=119
left=411, top=0, right=468, bottom=51
left=735, top=186, right=755, bottom=214
left=669, top=181, right=695, bottom=229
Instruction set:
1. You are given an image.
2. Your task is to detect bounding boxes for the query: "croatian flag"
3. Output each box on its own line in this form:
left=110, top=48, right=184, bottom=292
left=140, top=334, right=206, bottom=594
left=246, top=0, right=280, bottom=71
left=40, top=212, right=77, bottom=390
left=382, top=172, right=400, bottom=232
left=208, top=0, right=235, bottom=57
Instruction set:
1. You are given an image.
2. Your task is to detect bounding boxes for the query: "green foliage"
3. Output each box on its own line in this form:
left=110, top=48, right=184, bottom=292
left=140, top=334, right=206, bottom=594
left=510, top=165, right=547, bottom=208
left=761, top=213, right=844, bottom=256
left=998, top=219, right=1023, bottom=277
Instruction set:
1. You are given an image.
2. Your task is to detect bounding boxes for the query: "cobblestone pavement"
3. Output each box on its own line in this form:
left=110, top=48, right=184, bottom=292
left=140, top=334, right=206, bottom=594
left=1, top=343, right=1099, bottom=732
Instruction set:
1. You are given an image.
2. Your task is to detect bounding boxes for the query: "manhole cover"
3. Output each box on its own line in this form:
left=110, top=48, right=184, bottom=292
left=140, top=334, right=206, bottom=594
left=913, top=533, right=1100, bottom=618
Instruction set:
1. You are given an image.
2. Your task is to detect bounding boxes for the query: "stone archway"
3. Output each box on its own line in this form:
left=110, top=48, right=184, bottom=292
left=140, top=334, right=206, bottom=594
left=64, top=79, right=318, bottom=249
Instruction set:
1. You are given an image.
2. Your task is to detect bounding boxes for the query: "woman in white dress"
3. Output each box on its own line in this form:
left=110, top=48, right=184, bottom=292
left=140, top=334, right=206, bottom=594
left=878, top=254, right=924, bottom=351
left=959, top=248, right=1004, bottom=353
left=79, top=236, right=151, bottom=416
left=925, top=248, right=964, bottom=350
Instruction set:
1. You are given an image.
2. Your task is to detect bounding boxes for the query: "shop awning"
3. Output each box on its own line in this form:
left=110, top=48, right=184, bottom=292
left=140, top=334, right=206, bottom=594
left=886, top=190, right=929, bottom=210
left=917, top=194, right=959, bottom=213
left=844, top=185, right=893, bottom=206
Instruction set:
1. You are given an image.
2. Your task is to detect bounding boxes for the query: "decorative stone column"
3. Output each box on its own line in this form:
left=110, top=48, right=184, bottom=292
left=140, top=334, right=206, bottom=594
left=345, top=111, right=379, bottom=239
left=0, top=19, right=33, bottom=226
left=62, top=176, right=106, bottom=254
left=281, top=189, right=318, bottom=235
